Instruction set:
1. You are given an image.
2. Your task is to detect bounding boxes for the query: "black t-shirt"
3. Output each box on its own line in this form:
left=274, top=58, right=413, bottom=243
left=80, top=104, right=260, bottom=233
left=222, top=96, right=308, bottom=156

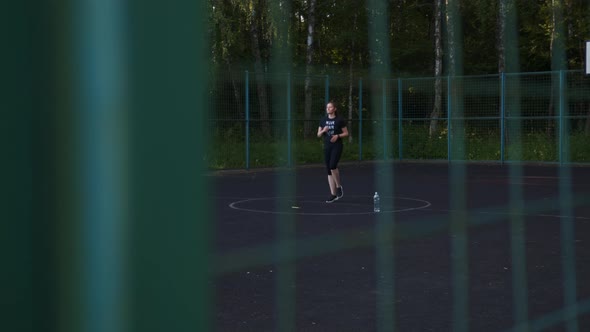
left=319, top=115, right=347, bottom=145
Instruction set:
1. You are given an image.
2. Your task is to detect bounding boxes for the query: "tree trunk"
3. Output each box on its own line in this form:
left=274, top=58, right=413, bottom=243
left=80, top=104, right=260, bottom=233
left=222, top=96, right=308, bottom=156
left=446, top=0, right=457, bottom=77
left=226, top=62, right=243, bottom=118
left=498, top=0, right=520, bottom=145
left=445, top=0, right=465, bottom=160
left=498, top=0, right=507, bottom=144
left=497, top=0, right=507, bottom=74
left=548, top=0, right=566, bottom=138
left=304, top=0, right=317, bottom=139
left=348, top=59, right=354, bottom=143
left=347, top=12, right=358, bottom=143
left=429, top=0, right=443, bottom=138
left=250, top=2, right=271, bottom=138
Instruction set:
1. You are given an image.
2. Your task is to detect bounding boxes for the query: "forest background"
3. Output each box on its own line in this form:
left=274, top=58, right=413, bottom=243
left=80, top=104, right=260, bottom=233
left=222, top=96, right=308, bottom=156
left=208, top=0, right=590, bottom=168
left=210, top=0, right=589, bottom=81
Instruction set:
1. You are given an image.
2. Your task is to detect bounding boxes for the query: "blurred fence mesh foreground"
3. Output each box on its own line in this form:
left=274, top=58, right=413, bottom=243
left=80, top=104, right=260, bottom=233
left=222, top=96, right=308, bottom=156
left=208, top=70, right=590, bottom=169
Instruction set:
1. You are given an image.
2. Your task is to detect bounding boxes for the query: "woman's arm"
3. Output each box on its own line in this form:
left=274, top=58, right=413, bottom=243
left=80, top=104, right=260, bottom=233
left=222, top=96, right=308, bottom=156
left=330, top=126, right=348, bottom=143
left=338, top=127, right=349, bottom=139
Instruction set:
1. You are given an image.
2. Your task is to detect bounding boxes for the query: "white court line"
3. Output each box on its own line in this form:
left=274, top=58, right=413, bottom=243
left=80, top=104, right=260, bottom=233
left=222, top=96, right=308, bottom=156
left=225, top=196, right=589, bottom=220
left=228, top=196, right=432, bottom=216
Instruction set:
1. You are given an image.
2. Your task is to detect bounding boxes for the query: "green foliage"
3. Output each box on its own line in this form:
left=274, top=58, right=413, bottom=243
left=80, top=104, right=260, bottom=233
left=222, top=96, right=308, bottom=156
left=402, top=125, right=447, bottom=159
left=506, top=132, right=557, bottom=162
left=207, top=123, right=590, bottom=169
left=210, top=0, right=589, bottom=75
left=461, top=0, right=498, bottom=74
left=206, top=0, right=590, bottom=170
left=569, top=130, right=590, bottom=162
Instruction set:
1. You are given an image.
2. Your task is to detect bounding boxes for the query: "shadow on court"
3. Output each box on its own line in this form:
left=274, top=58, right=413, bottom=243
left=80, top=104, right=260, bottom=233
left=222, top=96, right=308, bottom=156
left=212, top=161, right=590, bottom=332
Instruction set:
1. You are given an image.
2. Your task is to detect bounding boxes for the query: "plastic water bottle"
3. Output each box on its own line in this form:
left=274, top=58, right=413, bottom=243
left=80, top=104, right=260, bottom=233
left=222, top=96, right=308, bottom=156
left=373, top=192, right=380, bottom=213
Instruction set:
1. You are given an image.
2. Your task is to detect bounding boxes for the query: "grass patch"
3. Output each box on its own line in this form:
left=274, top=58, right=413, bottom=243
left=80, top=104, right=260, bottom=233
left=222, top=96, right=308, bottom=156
left=207, top=127, right=590, bottom=169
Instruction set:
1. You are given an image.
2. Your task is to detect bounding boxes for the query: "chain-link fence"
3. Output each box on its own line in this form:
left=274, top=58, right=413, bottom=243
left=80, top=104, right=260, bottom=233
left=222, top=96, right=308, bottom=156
left=208, top=70, right=590, bottom=169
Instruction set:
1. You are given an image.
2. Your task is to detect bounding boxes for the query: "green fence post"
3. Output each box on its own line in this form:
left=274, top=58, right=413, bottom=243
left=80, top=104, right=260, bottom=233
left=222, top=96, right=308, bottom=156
left=76, top=2, right=128, bottom=331
left=500, top=72, right=505, bottom=164
left=557, top=72, right=578, bottom=332
left=447, top=75, right=452, bottom=161
left=325, top=75, right=330, bottom=105
left=359, top=78, right=363, bottom=161
left=127, top=2, right=211, bottom=331
left=558, top=70, right=564, bottom=165
left=398, top=78, right=403, bottom=160
left=382, top=78, right=387, bottom=160
left=245, top=71, right=250, bottom=170
left=287, top=72, right=292, bottom=167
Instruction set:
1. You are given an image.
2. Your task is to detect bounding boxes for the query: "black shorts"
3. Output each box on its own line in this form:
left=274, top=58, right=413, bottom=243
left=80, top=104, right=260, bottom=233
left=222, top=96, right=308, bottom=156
left=324, top=143, right=343, bottom=175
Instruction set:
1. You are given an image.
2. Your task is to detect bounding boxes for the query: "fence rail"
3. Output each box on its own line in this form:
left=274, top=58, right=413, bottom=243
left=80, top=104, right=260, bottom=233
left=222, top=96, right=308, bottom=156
left=208, top=70, right=590, bottom=169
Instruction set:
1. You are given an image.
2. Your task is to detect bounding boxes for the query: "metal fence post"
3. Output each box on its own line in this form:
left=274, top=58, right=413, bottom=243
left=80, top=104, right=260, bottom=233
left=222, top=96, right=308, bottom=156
left=359, top=78, right=363, bottom=161
left=447, top=75, right=452, bottom=161
left=287, top=72, right=292, bottom=167
left=325, top=75, right=330, bottom=105
left=558, top=70, right=564, bottom=165
left=500, top=72, right=505, bottom=164
left=382, top=78, right=387, bottom=160
left=245, top=71, right=250, bottom=170
left=398, top=78, right=403, bottom=160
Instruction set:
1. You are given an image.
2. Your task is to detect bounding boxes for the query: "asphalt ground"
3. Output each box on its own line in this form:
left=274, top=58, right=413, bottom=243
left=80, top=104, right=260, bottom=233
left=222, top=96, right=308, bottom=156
left=212, top=161, right=590, bottom=332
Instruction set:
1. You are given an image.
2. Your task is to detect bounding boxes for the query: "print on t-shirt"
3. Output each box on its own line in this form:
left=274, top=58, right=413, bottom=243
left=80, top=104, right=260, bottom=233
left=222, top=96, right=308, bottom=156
left=320, top=115, right=346, bottom=145
left=325, top=120, right=335, bottom=136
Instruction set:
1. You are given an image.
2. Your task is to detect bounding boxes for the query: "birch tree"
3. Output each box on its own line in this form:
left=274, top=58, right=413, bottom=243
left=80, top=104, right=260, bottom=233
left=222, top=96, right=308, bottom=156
left=347, top=12, right=359, bottom=143
left=547, top=0, right=566, bottom=136
left=304, top=0, right=317, bottom=139
left=446, top=0, right=461, bottom=77
left=429, top=0, right=443, bottom=137
left=497, top=0, right=508, bottom=74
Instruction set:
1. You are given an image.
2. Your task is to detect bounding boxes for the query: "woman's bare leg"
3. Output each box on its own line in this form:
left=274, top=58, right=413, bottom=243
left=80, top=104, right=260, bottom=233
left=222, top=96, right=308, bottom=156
left=331, top=168, right=341, bottom=188
left=328, top=175, right=337, bottom=195
left=327, top=168, right=341, bottom=196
